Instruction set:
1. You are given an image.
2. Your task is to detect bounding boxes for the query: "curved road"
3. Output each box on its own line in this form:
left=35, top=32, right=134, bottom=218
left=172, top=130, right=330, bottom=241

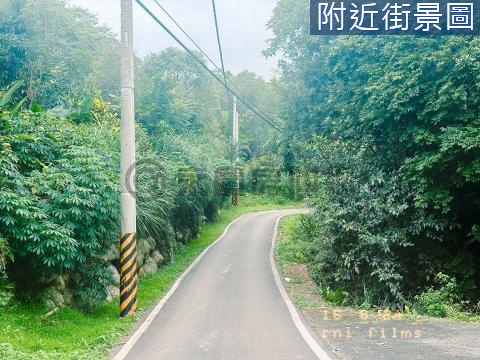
left=115, top=210, right=331, bottom=360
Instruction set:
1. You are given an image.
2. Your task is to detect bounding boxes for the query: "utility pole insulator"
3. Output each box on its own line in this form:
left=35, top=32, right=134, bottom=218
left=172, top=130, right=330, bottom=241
left=120, top=0, right=138, bottom=318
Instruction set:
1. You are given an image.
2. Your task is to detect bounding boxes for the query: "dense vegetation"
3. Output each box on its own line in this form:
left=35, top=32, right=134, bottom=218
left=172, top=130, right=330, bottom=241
left=2, top=1, right=478, bottom=357
left=0, top=0, right=286, bottom=315
left=269, top=0, right=480, bottom=312
left=0, top=194, right=297, bottom=359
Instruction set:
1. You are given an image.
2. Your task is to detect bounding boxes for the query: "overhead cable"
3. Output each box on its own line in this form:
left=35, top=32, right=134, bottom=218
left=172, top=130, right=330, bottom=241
left=136, top=0, right=283, bottom=132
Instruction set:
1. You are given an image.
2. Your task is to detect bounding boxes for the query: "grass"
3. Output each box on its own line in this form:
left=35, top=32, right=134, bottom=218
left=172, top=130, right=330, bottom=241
left=277, top=216, right=480, bottom=324
left=0, top=194, right=302, bottom=360
left=276, top=215, right=322, bottom=310
left=276, top=215, right=309, bottom=268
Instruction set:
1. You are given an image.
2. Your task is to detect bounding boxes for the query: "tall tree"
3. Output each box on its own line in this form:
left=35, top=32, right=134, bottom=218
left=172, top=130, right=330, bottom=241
left=0, top=0, right=120, bottom=107
left=267, top=0, right=480, bottom=303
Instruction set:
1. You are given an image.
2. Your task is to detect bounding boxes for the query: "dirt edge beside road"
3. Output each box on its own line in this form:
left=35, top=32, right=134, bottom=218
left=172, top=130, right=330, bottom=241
left=276, top=216, right=480, bottom=360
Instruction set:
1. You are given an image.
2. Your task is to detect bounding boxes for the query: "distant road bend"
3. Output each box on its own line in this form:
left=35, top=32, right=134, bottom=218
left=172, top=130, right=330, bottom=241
left=113, top=210, right=332, bottom=360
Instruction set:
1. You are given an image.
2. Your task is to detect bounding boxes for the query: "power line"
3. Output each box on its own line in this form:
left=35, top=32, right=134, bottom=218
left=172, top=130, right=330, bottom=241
left=151, top=0, right=217, bottom=68
left=151, top=0, right=277, bottom=124
left=151, top=0, right=277, bottom=125
left=211, top=0, right=232, bottom=106
left=135, top=0, right=282, bottom=132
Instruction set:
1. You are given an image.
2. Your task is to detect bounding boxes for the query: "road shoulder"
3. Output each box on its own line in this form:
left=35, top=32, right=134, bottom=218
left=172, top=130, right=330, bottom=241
left=276, top=216, right=480, bottom=360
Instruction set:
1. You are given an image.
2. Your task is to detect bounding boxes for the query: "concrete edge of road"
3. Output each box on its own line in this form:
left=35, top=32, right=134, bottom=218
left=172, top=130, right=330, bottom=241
left=270, top=213, right=333, bottom=360
left=111, top=209, right=281, bottom=360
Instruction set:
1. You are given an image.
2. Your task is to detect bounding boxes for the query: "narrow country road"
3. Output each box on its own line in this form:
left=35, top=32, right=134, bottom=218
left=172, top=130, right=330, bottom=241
left=115, top=210, right=331, bottom=360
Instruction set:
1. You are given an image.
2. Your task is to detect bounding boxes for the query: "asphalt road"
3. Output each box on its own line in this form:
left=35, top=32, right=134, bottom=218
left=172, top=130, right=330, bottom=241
left=118, top=210, right=330, bottom=360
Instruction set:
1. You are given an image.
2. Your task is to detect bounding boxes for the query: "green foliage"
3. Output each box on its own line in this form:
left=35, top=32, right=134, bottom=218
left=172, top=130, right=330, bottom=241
left=243, top=155, right=296, bottom=200
left=0, top=110, right=119, bottom=308
left=136, top=48, right=282, bottom=160
left=0, top=236, right=13, bottom=308
left=73, top=262, right=115, bottom=312
left=415, top=273, right=462, bottom=318
left=0, top=80, right=24, bottom=110
left=277, top=216, right=310, bottom=265
left=0, top=0, right=120, bottom=108
left=0, top=237, right=13, bottom=273
left=320, top=286, right=349, bottom=306
left=0, top=0, right=262, bottom=312
left=268, top=1, right=480, bottom=307
left=136, top=48, right=218, bottom=133
left=227, top=71, right=283, bottom=158
left=0, top=195, right=298, bottom=359
left=0, top=0, right=284, bottom=321
left=0, top=97, right=232, bottom=308
left=301, top=137, right=424, bottom=303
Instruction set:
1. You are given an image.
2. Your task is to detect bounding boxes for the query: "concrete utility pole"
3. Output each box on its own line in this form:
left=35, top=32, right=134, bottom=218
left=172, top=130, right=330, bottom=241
left=119, top=0, right=138, bottom=318
left=232, top=97, right=240, bottom=206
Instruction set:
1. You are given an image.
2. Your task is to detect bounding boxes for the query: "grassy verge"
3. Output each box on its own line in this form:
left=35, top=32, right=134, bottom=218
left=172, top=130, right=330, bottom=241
left=276, top=216, right=309, bottom=269
left=0, top=194, right=302, bottom=360
left=277, top=216, right=480, bottom=323
left=276, top=215, right=322, bottom=309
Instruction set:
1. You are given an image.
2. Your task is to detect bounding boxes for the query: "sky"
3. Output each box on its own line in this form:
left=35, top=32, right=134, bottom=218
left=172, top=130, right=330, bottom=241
left=68, top=0, right=281, bottom=79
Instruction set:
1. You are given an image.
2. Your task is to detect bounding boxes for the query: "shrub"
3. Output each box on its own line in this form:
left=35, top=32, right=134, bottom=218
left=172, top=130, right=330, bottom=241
left=267, top=6, right=480, bottom=310
left=320, top=286, right=349, bottom=306
left=0, top=111, right=119, bottom=308
left=0, top=236, right=13, bottom=308
left=301, top=138, right=430, bottom=304
left=243, top=155, right=296, bottom=200
left=415, top=273, right=462, bottom=318
left=0, top=106, right=231, bottom=309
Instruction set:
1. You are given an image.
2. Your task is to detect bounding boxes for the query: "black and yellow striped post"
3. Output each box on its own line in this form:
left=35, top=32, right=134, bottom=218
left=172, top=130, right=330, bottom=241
left=120, top=0, right=137, bottom=317
left=232, top=187, right=240, bottom=206
left=120, top=232, right=138, bottom=317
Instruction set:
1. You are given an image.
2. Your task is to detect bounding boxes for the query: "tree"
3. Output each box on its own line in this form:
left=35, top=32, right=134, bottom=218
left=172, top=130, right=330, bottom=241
left=0, top=0, right=120, bottom=108
left=136, top=48, right=226, bottom=133
left=267, top=0, right=480, bottom=304
left=229, top=71, right=282, bottom=158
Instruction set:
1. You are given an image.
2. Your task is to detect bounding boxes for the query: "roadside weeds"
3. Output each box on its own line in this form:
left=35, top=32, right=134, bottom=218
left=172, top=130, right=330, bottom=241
left=276, top=216, right=480, bottom=360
